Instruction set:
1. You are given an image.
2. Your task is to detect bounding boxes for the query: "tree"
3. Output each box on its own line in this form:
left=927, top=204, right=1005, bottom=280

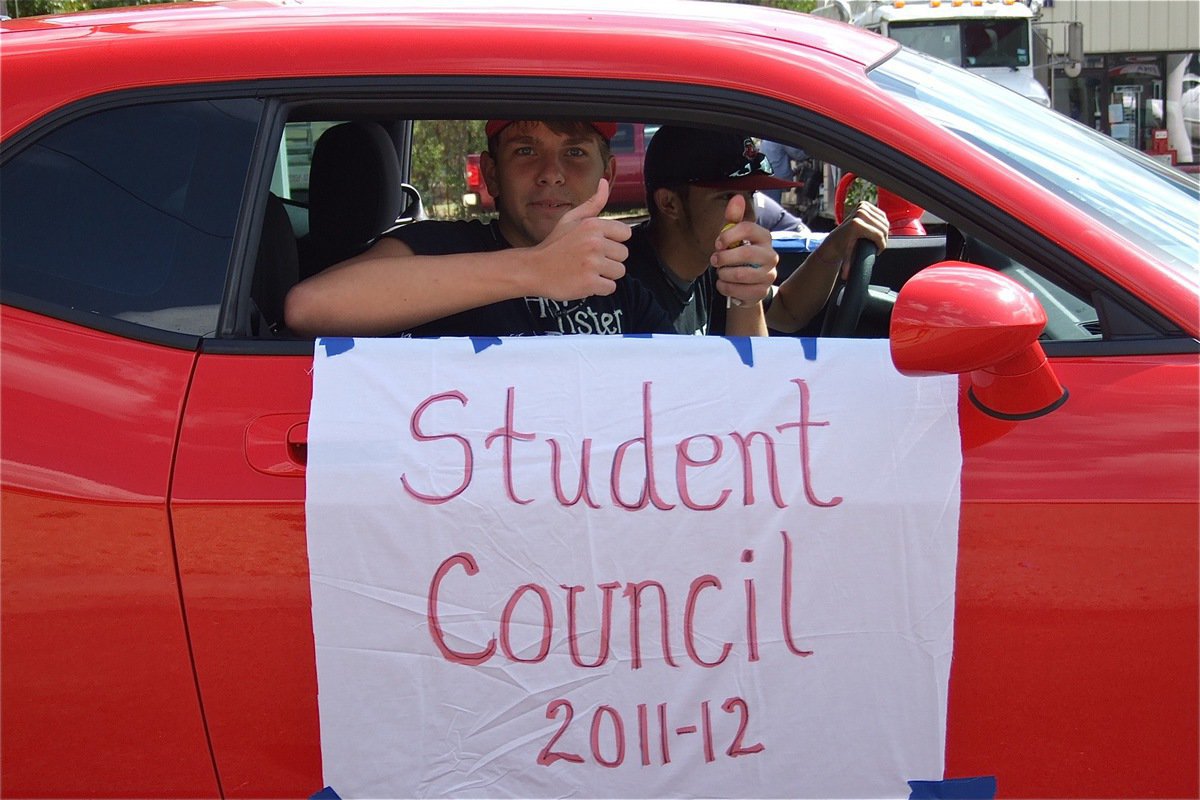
left=4, top=0, right=818, bottom=20
left=5, top=0, right=175, bottom=16
left=721, top=0, right=818, bottom=11
left=411, top=120, right=486, bottom=218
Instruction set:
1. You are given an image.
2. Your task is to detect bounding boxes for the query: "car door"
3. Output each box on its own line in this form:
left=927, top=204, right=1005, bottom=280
left=170, top=110, right=413, bottom=798
left=169, top=344, right=322, bottom=797
left=166, top=117, right=327, bottom=795
left=950, top=348, right=1199, bottom=793
left=170, top=97, right=1197, bottom=800
left=0, top=96, right=265, bottom=797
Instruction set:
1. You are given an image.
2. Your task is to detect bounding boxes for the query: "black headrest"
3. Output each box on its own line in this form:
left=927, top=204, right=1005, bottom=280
left=252, top=192, right=299, bottom=334
left=307, top=122, right=404, bottom=250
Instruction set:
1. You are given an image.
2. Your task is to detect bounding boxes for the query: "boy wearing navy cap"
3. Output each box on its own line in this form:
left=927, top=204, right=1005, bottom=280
left=286, top=120, right=671, bottom=337
left=628, top=126, right=889, bottom=336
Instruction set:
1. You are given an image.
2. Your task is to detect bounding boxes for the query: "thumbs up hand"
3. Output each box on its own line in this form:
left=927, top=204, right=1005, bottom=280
left=530, top=179, right=631, bottom=300
left=713, top=193, right=778, bottom=308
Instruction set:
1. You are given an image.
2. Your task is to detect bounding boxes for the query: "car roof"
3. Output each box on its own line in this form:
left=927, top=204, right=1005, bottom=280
left=0, top=0, right=884, bottom=55
left=0, top=0, right=893, bottom=64
left=0, top=0, right=897, bottom=138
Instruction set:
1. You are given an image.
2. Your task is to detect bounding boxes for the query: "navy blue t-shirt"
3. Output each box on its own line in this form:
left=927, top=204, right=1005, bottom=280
left=624, top=222, right=726, bottom=336
left=387, top=219, right=673, bottom=337
left=624, top=222, right=777, bottom=336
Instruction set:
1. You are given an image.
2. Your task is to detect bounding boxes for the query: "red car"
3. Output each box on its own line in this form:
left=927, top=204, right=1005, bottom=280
left=1, top=2, right=1196, bottom=798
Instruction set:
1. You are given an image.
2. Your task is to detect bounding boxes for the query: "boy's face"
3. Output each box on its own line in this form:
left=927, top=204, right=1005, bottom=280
left=678, top=185, right=756, bottom=258
left=483, top=121, right=617, bottom=248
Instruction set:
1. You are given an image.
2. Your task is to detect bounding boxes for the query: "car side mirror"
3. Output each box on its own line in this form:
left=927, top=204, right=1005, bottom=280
left=890, top=263, right=1068, bottom=443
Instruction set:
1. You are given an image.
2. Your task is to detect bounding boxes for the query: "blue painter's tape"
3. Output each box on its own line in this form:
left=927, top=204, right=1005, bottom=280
left=319, top=337, right=354, bottom=357
left=623, top=333, right=655, bottom=339
left=470, top=336, right=503, bottom=353
left=800, top=337, right=818, bottom=361
left=309, top=787, right=342, bottom=800
left=908, top=777, right=997, bottom=799
left=725, top=336, right=754, bottom=367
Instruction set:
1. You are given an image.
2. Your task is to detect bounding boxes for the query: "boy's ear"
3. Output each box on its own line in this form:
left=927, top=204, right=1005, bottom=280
left=652, top=186, right=685, bottom=221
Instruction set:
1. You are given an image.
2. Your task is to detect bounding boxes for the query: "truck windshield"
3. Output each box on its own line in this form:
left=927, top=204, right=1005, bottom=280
left=889, top=19, right=1031, bottom=69
left=870, top=49, right=1200, bottom=280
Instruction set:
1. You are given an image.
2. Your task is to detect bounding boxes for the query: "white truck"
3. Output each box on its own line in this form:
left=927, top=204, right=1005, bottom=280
left=812, top=0, right=1051, bottom=106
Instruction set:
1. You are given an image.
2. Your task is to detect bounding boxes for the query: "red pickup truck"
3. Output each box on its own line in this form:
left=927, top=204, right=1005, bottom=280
left=464, top=122, right=656, bottom=213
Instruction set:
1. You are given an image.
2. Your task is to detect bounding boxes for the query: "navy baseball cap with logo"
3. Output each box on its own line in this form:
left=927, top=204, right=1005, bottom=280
left=644, top=126, right=802, bottom=191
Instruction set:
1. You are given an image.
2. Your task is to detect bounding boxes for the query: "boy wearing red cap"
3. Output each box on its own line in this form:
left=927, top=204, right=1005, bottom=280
left=286, top=120, right=671, bottom=337
left=627, top=126, right=889, bottom=336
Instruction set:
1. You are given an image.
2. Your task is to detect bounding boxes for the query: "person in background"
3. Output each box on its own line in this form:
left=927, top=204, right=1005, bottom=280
left=758, top=139, right=808, bottom=204
left=754, top=191, right=810, bottom=234
left=624, top=126, right=889, bottom=337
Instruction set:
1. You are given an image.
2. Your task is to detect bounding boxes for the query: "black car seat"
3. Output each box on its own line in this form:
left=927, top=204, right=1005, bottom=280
left=250, top=192, right=300, bottom=336
left=297, top=121, right=407, bottom=280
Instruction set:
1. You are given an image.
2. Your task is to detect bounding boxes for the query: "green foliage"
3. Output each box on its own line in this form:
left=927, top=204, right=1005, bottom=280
left=4, top=0, right=176, bottom=16
left=842, top=176, right=878, bottom=218
left=2, top=0, right=818, bottom=18
left=6, top=0, right=818, bottom=14
left=721, top=0, right=817, bottom=11
left=411, top=119, right=487, bottom=219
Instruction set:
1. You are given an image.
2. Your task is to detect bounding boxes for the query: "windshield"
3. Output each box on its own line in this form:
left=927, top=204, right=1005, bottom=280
left=889, top=19, right=1031, bottom=68
left=871, top=49, right=1200, bottom=279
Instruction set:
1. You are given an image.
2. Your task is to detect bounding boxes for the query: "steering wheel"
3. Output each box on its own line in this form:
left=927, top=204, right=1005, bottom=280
left=819, top=238, right=877, bottom=337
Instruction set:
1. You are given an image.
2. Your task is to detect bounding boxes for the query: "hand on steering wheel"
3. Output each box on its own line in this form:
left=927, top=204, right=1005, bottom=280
left=819, top=238, right=877, bottom=337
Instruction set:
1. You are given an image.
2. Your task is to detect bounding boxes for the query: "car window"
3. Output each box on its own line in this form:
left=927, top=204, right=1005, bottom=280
left=610, top=122, right=635, bottom=153
left=0, top=98, right=263, bottom=337
left=259, top=112, right=1113, bottom=344
left=274, top=120, right=342, bottom=207
left=871, top=48, right=1200, bottom=278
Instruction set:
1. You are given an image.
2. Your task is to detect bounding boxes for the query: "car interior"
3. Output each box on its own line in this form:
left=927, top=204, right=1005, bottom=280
left=251, top=119, right=426, bottom=337
left=251, top=112, right=1110, bottom=347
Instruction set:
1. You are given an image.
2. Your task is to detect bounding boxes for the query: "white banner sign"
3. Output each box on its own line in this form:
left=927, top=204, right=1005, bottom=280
left=306, top=335, right=961, bottom=798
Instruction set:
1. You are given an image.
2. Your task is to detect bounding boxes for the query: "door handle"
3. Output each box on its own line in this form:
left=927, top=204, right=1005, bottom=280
left=286, top=422, right=308, bottom=466
left=245, top=414, right=309, bottom=477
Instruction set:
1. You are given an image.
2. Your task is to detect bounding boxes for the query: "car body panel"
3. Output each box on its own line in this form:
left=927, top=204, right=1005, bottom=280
left=1, top=2, right=1197, bottom=798
left=954, top=355, right=1199, bottom=796
left=166, top=351, right=1200, bottom=799
left=167, top=351, right=1200, bottom=798
left=0, top=307, right=219, bottom=797
left=170, top=352, right=321, bottom=797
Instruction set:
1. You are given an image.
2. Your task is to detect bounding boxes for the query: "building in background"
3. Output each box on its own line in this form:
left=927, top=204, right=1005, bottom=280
left=1038, top=0, right=1199, bottom=167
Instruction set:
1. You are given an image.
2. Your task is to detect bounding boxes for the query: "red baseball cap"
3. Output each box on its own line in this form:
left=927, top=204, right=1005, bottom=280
left=485, top=120, right=618, bottom=141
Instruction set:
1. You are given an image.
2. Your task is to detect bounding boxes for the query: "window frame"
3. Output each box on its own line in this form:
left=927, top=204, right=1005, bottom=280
left=3, top=75, right=1192, bottom=358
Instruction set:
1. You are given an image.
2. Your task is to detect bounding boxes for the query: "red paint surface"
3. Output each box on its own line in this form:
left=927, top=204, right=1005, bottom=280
left=0, top=307, right=218, bottom=797
left=2, top=3, right=1197, bottom=798
left=170, top=352, right=321, bottom=798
